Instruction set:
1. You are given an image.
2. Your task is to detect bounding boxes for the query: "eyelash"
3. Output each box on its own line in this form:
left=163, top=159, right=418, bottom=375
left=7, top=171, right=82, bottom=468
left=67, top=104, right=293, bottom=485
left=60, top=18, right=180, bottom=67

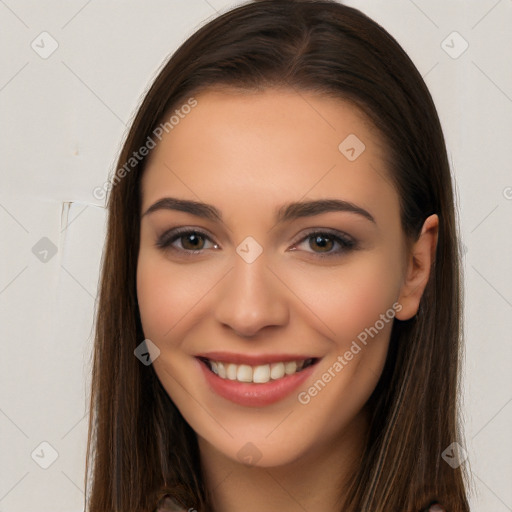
left=155, top=227, right=357, bottom=259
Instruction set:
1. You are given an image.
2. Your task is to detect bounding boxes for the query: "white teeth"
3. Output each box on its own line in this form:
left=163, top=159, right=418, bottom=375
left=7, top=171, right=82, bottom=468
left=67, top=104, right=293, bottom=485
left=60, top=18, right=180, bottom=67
left=253, top=364, right=271, bottom=383
left=226, top=363, right=238, bottom=380
left=216, top=361, right=227, bottom=378
left=284, top=361, right=297, bottom=375
left=270, top=362, right=285, bottom=380
left=236, top=364, right=253, bottom=383
left=206, top=358, right=313, bottom=383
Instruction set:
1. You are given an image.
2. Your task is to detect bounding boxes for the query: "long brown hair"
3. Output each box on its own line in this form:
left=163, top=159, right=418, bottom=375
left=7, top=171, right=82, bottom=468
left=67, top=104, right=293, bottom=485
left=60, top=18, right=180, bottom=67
left=85, top=1, right=470, bottom=510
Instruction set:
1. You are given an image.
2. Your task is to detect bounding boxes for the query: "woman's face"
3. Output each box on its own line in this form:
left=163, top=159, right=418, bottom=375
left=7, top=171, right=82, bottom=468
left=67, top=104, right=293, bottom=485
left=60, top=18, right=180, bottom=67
left=137, top=87, right=413, bottom=467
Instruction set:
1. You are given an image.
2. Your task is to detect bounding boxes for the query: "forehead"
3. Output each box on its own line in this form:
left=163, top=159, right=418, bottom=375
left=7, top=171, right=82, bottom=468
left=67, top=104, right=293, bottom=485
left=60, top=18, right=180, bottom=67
left=140, top=87, right=397, bottom=220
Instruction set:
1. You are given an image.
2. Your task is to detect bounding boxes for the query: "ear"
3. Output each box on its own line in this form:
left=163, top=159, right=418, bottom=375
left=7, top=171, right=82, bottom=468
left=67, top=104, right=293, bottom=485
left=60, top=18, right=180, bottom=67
left=395, top=214, right=439, bottom=321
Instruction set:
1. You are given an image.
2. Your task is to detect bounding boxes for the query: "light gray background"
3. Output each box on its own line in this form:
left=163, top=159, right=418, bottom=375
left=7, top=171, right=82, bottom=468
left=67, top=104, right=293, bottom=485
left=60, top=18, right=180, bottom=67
left=1, top=1, right=511, bottom=511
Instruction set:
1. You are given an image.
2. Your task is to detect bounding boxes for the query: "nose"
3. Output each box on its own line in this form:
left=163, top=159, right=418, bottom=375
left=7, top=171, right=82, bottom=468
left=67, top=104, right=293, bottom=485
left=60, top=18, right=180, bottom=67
left=213, top=251, right=289, bottom=338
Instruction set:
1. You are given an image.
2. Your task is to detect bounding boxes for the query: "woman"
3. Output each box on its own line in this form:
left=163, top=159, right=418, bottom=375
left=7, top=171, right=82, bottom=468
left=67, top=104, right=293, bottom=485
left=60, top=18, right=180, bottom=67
left=85, top=1, right=470, bottom=511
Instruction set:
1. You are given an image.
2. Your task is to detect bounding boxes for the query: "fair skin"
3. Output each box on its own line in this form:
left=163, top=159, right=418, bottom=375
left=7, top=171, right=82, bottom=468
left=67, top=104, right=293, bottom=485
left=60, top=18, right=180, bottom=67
left=136, top=88, right=438, bottom=512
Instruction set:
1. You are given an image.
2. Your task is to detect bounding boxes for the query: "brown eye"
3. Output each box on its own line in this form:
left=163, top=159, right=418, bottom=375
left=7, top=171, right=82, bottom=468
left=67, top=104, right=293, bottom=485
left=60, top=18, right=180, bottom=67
left=291, top=230, right=357, bottom=259
left=180, top=232, right=206, bottom=250
left=156, top=228, right=218, bottom=254
left=309, top=234, right=335, bottom=253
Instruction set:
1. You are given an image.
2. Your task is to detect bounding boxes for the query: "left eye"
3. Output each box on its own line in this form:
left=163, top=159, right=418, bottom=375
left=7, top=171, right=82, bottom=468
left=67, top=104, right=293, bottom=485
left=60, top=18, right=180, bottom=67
left=291, top=231, right=356, bottom=258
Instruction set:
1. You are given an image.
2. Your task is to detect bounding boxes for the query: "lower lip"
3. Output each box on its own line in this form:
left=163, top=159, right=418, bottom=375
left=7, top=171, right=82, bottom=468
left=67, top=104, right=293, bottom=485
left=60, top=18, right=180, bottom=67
left=196, top=358, right=318, bottom=407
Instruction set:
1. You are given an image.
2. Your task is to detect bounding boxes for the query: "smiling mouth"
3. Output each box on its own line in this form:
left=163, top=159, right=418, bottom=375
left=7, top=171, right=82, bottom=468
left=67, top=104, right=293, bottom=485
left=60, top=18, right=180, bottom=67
left=197, top=356, right=319, bottom=384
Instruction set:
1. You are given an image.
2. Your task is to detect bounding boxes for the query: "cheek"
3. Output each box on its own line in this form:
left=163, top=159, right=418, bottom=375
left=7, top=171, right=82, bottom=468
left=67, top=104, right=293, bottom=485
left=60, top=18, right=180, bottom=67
left=282, top=252, right=403, bottom=344
left=137, top=255, right=171, bottom=340
left=137, top=251, right=198, bottom=341
left=289, top=256, right=402, bottom=441
left=335, top=263, right=400, bottom=338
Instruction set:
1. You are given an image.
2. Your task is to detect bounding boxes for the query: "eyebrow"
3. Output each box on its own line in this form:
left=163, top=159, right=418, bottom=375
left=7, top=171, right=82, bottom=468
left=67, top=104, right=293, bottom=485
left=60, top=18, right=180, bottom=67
left=141, top=197, right=376, bottom=224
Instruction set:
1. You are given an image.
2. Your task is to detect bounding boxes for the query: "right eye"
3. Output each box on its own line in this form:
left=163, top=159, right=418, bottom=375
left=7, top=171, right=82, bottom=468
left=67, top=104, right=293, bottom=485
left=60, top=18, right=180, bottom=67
left=155, top=228, right=219, bottom=255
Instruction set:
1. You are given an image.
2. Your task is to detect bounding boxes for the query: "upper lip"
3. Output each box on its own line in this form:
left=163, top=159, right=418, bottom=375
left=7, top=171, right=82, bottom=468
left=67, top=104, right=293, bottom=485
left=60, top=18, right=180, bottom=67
left=195, top=351, right=319, bottom=366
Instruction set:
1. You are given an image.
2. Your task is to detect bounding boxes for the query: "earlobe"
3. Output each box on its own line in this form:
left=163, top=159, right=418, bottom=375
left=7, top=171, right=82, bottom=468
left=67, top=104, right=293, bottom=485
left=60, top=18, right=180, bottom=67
left=395, top=214, right=439, bottom=321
